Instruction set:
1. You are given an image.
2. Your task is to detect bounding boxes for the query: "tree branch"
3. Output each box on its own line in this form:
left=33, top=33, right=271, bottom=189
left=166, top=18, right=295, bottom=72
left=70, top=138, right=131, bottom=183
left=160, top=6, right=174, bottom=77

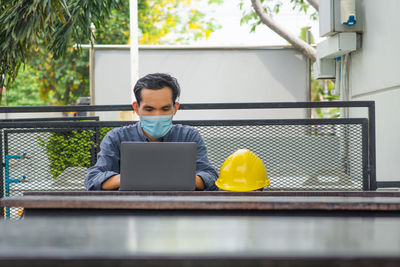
left=306, top=0, right=319, bottom=11
left=251, top=0, right=317, bottom=61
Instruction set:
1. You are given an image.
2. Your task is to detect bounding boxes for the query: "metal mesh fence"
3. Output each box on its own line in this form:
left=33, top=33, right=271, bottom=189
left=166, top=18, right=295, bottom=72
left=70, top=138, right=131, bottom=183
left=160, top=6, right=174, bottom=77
left=0, top=116, right=369, bottom=219
left=196, top=122, right=366, bottom=191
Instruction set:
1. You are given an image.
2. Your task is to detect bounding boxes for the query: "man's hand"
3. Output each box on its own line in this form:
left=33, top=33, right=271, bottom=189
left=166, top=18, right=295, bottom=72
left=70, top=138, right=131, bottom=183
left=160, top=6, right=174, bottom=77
left=101, top=174, right=120, bottom=190
left=102, top=174, right=203, bottom=190
left=195, top=175, right=205, bottom=190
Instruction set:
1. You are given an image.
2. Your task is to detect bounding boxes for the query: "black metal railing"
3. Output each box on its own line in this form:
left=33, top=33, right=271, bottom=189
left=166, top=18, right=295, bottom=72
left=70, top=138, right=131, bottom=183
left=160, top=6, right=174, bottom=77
left=0, top=101, right=380, bottom=219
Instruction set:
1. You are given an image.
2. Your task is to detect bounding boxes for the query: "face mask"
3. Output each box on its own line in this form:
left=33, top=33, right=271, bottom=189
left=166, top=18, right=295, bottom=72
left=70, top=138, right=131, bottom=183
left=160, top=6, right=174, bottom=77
left=140, top=114, right=173, bottom=139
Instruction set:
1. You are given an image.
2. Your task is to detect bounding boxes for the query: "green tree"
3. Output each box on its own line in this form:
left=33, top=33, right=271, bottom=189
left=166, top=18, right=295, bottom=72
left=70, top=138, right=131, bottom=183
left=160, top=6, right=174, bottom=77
left=5, top=66, right=56, bottom=106
left=0, top=1, right=120, bottom=90
left=0, top=0, right=222, bottom=105
left=95, top=0, right=222, bottom=45
left=21, top=41, right=90, bottom=106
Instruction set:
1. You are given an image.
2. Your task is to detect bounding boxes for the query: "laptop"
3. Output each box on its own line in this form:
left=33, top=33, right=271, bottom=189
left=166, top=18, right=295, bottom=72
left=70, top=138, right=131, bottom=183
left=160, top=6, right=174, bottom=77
left=120, top=142, right=197, bottom=191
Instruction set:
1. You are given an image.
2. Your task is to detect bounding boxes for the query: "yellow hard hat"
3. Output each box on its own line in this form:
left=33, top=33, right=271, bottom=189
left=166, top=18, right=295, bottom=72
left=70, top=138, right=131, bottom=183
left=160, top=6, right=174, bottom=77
left=216, top=149, right=270, bottom=191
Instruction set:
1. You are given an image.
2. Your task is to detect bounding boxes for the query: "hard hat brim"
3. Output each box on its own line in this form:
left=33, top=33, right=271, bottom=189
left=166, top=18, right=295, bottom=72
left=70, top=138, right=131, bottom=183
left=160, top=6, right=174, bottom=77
left=215, top=178, right=270, bottom=192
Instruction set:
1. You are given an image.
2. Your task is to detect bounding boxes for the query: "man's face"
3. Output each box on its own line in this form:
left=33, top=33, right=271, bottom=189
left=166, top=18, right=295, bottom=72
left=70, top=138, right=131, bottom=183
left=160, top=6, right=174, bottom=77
left=133, top=87, right=179, bottom=116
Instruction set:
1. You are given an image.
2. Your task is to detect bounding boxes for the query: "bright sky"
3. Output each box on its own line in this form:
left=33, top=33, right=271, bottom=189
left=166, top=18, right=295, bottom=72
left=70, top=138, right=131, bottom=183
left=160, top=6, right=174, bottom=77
left=191, top=0, right=320, bottom=46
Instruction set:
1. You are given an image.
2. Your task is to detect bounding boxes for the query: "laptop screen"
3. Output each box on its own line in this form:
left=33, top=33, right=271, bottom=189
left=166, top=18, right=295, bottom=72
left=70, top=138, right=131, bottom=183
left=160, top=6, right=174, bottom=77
left=120, top=142, right=197, bottom=191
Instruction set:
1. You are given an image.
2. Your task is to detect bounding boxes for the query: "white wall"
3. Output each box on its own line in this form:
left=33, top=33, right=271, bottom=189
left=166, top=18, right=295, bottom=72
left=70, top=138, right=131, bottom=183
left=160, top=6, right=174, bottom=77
left=94, top=47, right=308, bottom=121
left=349, top=0, right=400, bottom=182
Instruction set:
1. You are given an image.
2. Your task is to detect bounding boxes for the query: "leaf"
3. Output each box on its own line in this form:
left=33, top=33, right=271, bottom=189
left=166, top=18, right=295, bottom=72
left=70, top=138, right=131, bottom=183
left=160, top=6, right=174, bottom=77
left=54, top=1, right=67, bottom=24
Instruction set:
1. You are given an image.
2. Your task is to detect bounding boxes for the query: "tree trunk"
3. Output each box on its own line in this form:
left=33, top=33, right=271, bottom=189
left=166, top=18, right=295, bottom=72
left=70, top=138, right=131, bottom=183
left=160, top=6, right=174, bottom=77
left=63, top=84, right=71, bottom=105
left=251, top=0, right=317, bottom=62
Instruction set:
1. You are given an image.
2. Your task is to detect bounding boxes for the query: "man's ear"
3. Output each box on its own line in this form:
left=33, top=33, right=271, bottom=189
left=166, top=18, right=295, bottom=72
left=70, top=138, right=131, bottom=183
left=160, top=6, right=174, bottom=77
left=132, top=102, right=138, bottom=114
left=174, top=102, right=180, bottom=115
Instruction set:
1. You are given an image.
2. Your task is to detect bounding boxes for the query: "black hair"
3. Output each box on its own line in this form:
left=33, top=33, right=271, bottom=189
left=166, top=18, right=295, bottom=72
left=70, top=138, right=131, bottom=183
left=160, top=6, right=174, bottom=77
left=133, top=73, right=181, bottom=105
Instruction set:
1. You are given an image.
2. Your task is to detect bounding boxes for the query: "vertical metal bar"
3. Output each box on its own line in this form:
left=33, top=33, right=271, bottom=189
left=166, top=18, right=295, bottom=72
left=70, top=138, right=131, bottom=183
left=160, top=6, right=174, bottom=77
left=0, top=130, right=3, bottom=217
left=342, top=124, right=350, bottom=176
left=0, top=130, right=3, bottom=199
left=4, top=131, right=8, bottom=184
left=90, top=127, right=98, bottom=167
left=5, top=155, right=10, bottom=197
left=4, top=132, right=9, bottom=219
left=368, top=102, right=377, bottom=190
left=361, top=120, right=369, bottom=190
left=93, top=126, right=101, bottom=167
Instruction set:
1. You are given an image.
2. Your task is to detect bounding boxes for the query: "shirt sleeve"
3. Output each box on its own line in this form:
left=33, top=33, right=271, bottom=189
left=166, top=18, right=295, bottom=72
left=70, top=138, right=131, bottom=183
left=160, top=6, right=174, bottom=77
left=84, top=130, right=120, bottom=191
left=189, top=128, right=219, bottom=191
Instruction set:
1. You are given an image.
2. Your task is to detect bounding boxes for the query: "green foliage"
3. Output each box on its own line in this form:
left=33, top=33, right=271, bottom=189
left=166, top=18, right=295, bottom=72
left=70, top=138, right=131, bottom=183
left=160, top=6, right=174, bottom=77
left=0, top=0, right=122, bottom=88
left=1, top=0, right=222, bottom=105
left=95, top=0, right=221, bottom=45
left=299, top=26, right=314, bottom=44
left=38, top=130, right=95, bottom=179
left=5, top=66, right=56, bottom=106
left=38, top=127, right=113, bottom=179
left=311, top=79, right=339, bottom=118
left=31, top=45, right=90, bottom=105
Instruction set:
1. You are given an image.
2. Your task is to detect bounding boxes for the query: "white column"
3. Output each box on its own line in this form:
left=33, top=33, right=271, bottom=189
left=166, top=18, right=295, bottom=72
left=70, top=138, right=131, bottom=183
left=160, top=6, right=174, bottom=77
left=130, top=0, right=139, bottom=102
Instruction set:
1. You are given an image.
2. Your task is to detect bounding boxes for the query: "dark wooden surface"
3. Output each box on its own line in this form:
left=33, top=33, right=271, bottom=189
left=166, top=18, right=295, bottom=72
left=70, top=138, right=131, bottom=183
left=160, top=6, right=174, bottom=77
left=21, top=190, right=400, bottom=197
left=1, top=215, right=400, bottom=266
left=3, top=192, right=400, bottom=265
left=2, top=191, right=400, bottom=214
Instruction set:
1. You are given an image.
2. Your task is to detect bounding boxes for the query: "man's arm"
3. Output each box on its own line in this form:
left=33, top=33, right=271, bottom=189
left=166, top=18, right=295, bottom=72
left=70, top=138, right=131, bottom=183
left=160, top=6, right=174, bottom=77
left=190, top=129, right=218, bottom=191
left=102, top=174, right=121, bottom=190
left=84, top=130, right=121, bottom=190
left=195, top=175, right=205, bottom=190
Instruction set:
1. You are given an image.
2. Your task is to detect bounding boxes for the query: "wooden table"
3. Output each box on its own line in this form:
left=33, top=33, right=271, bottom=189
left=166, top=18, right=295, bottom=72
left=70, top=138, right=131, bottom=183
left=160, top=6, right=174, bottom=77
left=3, top=191, right=400, bottom=216
left=2, top=191, right=400, bottom=266
left=1, top=214, right=400, bottom=266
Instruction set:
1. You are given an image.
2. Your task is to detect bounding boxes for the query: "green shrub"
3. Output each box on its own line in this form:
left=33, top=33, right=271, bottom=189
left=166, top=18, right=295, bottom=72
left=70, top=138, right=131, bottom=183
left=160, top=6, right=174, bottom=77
left=38, top=127, right=113, bottom=179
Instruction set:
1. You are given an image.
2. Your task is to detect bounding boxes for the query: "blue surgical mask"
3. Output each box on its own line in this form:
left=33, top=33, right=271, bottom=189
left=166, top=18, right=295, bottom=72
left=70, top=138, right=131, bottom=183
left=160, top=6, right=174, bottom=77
left=140, top=114, right=173, bottom=139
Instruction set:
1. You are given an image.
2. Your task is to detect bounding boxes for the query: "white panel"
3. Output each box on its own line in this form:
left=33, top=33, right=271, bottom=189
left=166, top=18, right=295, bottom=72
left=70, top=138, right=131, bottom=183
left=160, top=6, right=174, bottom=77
left=138, top=49, right=306, bottom=103
left=350, top=0, right=400, bottom=96
left=94, top=50, right=131, bottom=105
left=319, top=0, right=335, bottom=37
left=348, top=0, right=400, bottom=183
left=94, top=48, right=308, bottom=120
left=351, top=88, right=400, bottom=182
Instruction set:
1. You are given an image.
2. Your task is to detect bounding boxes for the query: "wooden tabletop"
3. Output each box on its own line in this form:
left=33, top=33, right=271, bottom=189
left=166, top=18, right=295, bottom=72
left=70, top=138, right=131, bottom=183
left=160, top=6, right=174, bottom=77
left=1, top=215, right=400, bottom=266
left=3, top=191, right=400, bottom=212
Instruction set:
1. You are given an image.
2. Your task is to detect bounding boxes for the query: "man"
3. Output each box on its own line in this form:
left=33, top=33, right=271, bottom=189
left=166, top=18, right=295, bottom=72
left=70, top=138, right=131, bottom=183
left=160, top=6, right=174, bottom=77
left=85, top=73, right=218, bottom=190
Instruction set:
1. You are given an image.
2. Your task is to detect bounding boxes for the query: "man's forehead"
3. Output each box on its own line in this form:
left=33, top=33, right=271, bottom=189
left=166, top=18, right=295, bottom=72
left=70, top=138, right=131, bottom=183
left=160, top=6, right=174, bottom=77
left=142, top=103, right=173, bottom=108
left=142, top=87, right=172, bottom=94
left=140, top=87, right=174, bottom=104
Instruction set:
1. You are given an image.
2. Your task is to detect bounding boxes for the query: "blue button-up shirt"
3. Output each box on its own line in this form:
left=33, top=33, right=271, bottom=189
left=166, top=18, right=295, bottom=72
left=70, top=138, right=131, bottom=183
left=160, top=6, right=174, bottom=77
left=85, top=122, right=218, bottom=191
